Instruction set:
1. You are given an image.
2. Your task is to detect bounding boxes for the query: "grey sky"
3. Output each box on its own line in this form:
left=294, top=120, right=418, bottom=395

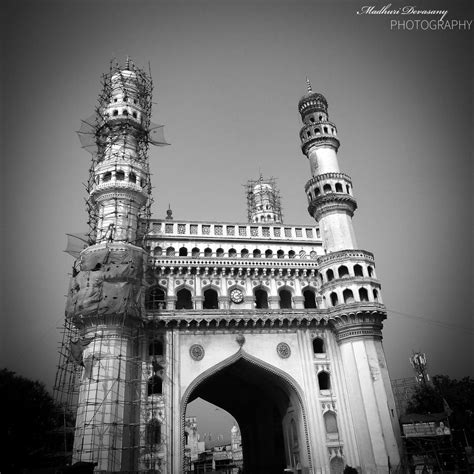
left=1, top=0, right=472, bottom=411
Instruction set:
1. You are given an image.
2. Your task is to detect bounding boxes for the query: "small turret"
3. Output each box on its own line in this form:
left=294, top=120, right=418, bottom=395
left=246, top=175, right=283, bottom=224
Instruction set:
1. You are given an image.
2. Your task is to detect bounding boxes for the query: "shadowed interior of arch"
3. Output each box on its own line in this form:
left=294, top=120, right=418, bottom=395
left=185, top=357, right=307, bottom=473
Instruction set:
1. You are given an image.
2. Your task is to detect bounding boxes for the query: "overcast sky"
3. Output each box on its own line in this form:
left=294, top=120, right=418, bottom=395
left=1, top=0, right=472, bottom=441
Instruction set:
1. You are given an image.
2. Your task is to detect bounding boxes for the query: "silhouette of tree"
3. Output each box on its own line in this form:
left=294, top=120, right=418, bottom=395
left=0, top=369, right=71, bottom=472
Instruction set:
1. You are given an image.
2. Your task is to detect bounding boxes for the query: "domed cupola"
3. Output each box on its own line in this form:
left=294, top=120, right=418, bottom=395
left=298, top=80, right=328, bottom=120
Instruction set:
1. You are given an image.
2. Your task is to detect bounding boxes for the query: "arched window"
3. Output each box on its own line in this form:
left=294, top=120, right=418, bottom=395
left=315, top=128, right=320, bottom=134
left=367, top=266, right=374, bottom=277
left=145, top=287, right=166, bottom=310
left=103, top=172, right=112, bottom=182
left=203, top=289, right=219, bottom=309
left=338, top=265, right=349, bottom=278
left=314, top=188, right=320, bottom=197
left=265, top=249, right=273, bottom=258
left=192, top=247, right=200, bottom=257
left=255, top=289, right=268, bottom=309
left=327, top=269, right=334, bottom=282
left=323, top=126, right=328, bottom=133
left=132, top=111, right=137, bottom=118
left=146, top=419, right=161, bottom=445
left=335, top=183, right=343, bottom=192
left=346, top=185, right=350, bottom=194
left=122, top=109, right=129, bottom=116
left=129, top=172, right=137, bottom=183
left=310, top=117, right=315, bottom=123
left=288, top=250, right=296, bottom=259
left=359, top=288, right=369, bottom=302
left=228, top=248, right=237, bottom=258
left=149, top=339, right=164, bottom=357
left=216, top=248, right=224, bottom=257
left=147, top=375, right=162, bottom=395
left=354, top=264, right=363, bottom=277
left=318, top=371, right=330, bottom=390
left=313, top=337, right=324, bottom=354
left=179, top=247, right=188, bottom=256
left=343, top=289, right=354, bottom=303
left=204, top=248, right=212, bottom=257
left=116, top=170, right=125, bottom=180
left=373, top=289, right=379, bottom=301
left=324, top=411, right=338, bottom=434
left=241, top=249, right=249, bottom=258
left=176, top=288, right=193, bottom=310
left=279, top=289, right=292, bottom=309
left=330, top=292, right=338, bottom=306
left=166, top=247, right=175, bottom=256
left=113, top=109, right=118, bottom=116
left=323, top=184, right=332, bottom=193
left=277, top=250, right=284, bottom=259
left=303, top=289, right=317, bottom=309
left=153, top=246, right=162, bottom=256
left=253, top=249, right=261, bottom=258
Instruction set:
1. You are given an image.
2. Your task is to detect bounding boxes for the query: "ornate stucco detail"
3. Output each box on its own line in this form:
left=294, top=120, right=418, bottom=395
left=276, top=342, right=291, bottom=358
left=189, top=344, right=205, bottom=361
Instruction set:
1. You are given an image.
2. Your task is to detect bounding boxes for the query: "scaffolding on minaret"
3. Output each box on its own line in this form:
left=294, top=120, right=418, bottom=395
left=53, top=59, right=171, bottom=472
left=76, top=58, right=168, bottom=247
left=245, top=176, right=283, bottom=224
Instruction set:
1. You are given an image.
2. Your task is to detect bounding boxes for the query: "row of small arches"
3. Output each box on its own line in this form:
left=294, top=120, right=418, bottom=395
left=100, top=170, right=146, bottom=187
left=152, top=246, right=315, bottom=260
left=146, top=287, right=319, bottom=310
left=110, top=109, right=139, bottom=119
left=329, top=287, right=379, bottom=306
left=307, top=182, right=351, bottom=201
left=323, top=264, right=374, bottom=283
left=303, top=125, right=336, bottom=139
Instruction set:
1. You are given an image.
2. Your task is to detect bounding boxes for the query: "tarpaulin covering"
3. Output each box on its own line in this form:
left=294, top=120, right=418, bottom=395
left=66, top=246, right=145, bottom=321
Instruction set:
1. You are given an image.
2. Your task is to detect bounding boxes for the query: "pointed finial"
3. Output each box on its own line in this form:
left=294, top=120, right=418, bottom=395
left=125, top=56, right=131, bottom=70
left=306, top=77, right=313, bottom=93
left=166, top=203, right=173, bottom=220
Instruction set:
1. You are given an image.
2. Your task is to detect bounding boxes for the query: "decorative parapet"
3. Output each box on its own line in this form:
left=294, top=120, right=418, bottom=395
left=317, top=249, right=375, bottom=266
left=304, top=172, right=353, bottom=192
left=147, top=220, right=320, bottom=242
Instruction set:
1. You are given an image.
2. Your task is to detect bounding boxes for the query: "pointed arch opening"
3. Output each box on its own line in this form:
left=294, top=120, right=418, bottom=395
left=303, top=289, right=317, bottom=309
left=203, top=288, right=219, bottom=309
left=176, top=288, right=193, bottom=310
left=279, top=289, right=292, bottom=309
left=255, top=288, right=269, bottom=309
left=181, top=353, right=312, bottom=474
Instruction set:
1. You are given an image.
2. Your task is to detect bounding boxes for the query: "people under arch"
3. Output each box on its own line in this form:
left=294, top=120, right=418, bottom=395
left=145, top=286, right=166, bottom=310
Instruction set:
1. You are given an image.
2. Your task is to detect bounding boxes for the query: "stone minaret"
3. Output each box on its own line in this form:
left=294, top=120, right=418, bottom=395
left=299, top=81, right=401, bottom=471
left=67, top=59, right=164, bottom=471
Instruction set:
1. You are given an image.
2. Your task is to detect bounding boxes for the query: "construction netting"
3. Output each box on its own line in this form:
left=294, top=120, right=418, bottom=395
left=66, top=247, right=145, bottom=321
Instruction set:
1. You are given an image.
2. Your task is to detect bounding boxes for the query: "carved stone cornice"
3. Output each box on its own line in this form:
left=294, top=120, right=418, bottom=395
left=308, top=194, right=357, bottom=221
left=320, top=276, right=381, bottom=292
left=143, top=302, right=387, bottom=332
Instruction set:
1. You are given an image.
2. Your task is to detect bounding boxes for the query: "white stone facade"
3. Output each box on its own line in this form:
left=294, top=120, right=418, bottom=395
left=65, top=63, right=401, bottom=473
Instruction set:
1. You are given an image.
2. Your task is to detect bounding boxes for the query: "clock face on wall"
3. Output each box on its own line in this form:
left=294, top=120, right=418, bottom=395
left=230, top=288, right=244, bottom=304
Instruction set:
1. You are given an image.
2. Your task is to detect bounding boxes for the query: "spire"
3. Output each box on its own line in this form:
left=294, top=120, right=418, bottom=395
left=125, top=55, right=131, bottom=70
left=306, top=77, right=313, bottom=93
left=166, top=204, right=173, bottom=220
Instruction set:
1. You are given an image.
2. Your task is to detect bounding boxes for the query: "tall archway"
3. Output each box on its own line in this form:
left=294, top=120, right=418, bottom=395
left=181, top=353, right=311, bottom=473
